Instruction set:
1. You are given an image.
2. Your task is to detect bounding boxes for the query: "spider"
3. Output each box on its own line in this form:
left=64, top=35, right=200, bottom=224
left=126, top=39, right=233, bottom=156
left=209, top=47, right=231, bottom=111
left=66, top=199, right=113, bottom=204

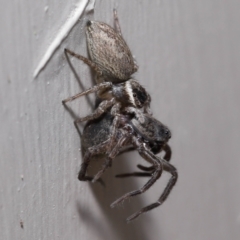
left=80, top=109, right=178, bottom=222
left=63, top=10, right=151, bottom=126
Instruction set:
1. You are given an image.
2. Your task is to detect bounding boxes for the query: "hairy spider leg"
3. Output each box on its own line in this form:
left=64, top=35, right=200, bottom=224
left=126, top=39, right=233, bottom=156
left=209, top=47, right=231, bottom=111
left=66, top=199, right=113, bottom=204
left=113, top=9, right=122, bottom=36
left=78, top=104, right=124, bottom=183
left=110, top=140, right=163, bottom=208
left=64, top=48, right=103, bottom=76
left=74, top=98, right=116, bottom=123
left=62, top=81, right=116, bottom=122
left=62, top=82, right=112, bottom=103
left=79, top=121, right=130, bottom=183
left=127, top=159, right=178, bottom=222
left=78, top=139, right=111, bottom=183
left=92, top=132, right=127, bottom=182
left=112, top=9, right=138, bottom=72
left=115, top=144, right=172, bottom=178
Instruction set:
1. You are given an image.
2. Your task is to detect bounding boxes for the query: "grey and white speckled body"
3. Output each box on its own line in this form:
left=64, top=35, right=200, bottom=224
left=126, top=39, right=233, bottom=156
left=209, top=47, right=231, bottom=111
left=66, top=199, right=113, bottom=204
left=86, top=21, right=138, bottom=82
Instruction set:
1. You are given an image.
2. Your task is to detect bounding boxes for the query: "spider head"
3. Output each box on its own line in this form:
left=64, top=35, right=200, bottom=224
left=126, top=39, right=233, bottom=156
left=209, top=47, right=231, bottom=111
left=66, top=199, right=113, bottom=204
left=147, top=124, right=171, bottom=154
left=125, top=79, right=151, bottom=109
left=112, top=79, right=151, bottom=111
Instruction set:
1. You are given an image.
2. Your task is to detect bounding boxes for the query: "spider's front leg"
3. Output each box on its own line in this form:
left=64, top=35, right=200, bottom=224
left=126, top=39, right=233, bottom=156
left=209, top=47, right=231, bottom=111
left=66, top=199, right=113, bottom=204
left=62, top=82, right=115, bottom=123
left=62, top=82, right=112, bottom=104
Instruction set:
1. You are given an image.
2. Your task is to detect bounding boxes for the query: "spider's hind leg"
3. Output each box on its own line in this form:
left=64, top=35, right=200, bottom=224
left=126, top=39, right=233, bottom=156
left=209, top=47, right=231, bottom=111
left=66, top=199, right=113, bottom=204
left=62, top=82, right=112, bottom=104
left=126, top=159, right=178, bottom=222
left=111, top=146, right=163, bottom=209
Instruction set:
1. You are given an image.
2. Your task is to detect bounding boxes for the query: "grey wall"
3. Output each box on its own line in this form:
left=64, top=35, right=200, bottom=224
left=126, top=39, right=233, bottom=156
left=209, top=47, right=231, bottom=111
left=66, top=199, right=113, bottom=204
left=1, top=0, right=240, bottom=239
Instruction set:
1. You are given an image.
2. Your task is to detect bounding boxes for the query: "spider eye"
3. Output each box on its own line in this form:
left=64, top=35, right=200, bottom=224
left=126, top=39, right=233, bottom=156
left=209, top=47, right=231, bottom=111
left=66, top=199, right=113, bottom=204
left=132, top=88, right=148, bottom=105
left=165, top=129, right=171, bottom=138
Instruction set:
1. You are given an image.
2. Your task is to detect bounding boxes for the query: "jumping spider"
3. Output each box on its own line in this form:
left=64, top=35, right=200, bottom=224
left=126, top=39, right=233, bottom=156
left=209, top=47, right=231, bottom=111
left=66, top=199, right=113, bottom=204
left=63, top=10, right=151, bottom=126
left=63, top=10, right=177, bottom=222
left=81, top=109, right=178, bottom=222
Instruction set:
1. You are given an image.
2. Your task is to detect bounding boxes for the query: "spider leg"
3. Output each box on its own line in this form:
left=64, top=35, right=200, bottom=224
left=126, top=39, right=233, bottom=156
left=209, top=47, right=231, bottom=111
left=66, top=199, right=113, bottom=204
left=112, top=9, right=138, bottom=72
left=163, top=144, right=172, bottom=162
left=126, top=159, right=178, bottom=222
left=115, top=144, right=171, bottom=178
left=74, top=99, right=116, bottom=123
left=132, top=145, right=172, bottom=172
left=64, top=48, right=103, bottom=76
left=62, top=82, right=112, bottom=103
left=113, top=9, right=122, bottom=36
left=92, top=133, right=127, bottom=182
left=78, top=139, right=110, bottom=183
left=92, top=157, right=112, bottom=183
left=106, top=108, right=122, bottom=147
left=110, top=147, right=162, bottom=208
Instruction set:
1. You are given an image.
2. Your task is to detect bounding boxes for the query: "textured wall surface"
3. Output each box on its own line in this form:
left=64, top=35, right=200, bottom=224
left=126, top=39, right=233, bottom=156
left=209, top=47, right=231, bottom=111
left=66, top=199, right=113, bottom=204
left=1, top=0, right=240, bottom=239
